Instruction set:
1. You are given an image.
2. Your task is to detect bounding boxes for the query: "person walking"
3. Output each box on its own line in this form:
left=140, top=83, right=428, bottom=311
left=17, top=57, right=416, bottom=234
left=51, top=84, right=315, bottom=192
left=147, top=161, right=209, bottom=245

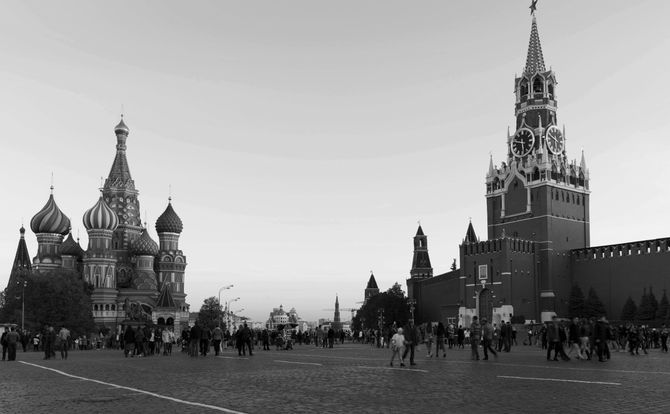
left=212, top=326, right=223, bottom=356
left=43, top=325, right=56, bottom=360
left=58, top=326, right=71, bottom=360
left=5, top=327, right=20, bottom=361
left=1, top=327, right=8, bottom=361
left=123, top=326, right=135, bottom=357
left=435, top=322, right=446, bottom=358
left=470, top=316, right=481, bottom=361
left=481, top=317, right=498, bottom=360
left=390, top=327, right=406, bottom=367
left=189, top=322, right=202, bottom=358
left=594, top=316, right=611, bottom=362
left=424, top=322, right=434, bottom=358
left=402, top=320, right=419, bottom=366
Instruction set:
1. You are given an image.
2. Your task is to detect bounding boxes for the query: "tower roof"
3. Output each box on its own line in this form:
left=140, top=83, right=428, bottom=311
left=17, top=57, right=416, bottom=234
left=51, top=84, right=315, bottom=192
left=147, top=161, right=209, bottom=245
left=30, top=189, right=71, bottom=235
left=366, top=273, right=378, bottom=289
left=105, top=117, right=135, bottom=191
left=83, top=195, right=119, bottom=231
left=131, top=228, right=159, bottom=256
left=60, top=232, right=84, bottom=257
left=464, top=221, right=478, bottom=243
left=156, top=199, right=183, bottom=234
left=8, top=226, right=32, bottom=288
left=524, top=17, right=546, bottom=75
left=416, top=225, right=424, bottom=236
left=156, top=283, right=177, bottom=308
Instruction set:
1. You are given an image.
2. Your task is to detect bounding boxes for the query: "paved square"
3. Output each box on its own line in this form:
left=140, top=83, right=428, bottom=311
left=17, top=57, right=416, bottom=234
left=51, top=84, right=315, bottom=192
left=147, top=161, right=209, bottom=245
left=2, top=343, right=670, bottom=413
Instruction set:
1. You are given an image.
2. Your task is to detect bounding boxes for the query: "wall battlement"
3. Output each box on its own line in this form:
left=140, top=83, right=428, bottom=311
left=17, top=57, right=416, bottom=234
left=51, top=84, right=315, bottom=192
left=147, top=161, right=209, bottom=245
left=571, top=238, right=670, bottom=261
left=461, top=237, right=535, bottom=256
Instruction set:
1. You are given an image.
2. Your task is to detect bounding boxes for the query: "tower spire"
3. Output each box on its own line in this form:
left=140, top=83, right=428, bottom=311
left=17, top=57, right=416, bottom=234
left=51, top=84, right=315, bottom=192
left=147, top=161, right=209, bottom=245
left=524, top=15, right=546, bottom=75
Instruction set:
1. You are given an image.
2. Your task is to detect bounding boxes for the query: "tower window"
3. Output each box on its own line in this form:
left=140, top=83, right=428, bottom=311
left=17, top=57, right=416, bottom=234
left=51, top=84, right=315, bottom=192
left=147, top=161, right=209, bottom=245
left=520, top=79, right=529, bottom=98
left=547, top=83, right=554, bottom=99
left=533, top=77, right=544, bottom=96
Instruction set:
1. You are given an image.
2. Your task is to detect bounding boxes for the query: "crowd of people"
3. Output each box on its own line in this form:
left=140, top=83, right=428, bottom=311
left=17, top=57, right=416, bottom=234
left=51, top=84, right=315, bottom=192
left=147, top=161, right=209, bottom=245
left=2, top=317, right=668, bottom=366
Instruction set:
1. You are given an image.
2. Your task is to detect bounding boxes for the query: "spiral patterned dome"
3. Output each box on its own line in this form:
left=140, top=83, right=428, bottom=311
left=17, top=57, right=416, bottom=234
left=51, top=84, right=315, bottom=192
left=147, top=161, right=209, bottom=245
left=155, top=201, right=183, bottom=234
left=30, top=192, right=71, bottom=235
left=60, top=232, right=84, bottom=257
left=132, top=228, right=159, bottom=256
left=83, top=196, right=119, bottom=231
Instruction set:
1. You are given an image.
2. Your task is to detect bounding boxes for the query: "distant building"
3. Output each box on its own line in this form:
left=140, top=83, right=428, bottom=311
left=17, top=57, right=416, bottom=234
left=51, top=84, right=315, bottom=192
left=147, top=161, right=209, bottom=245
left=364, top=272, right=379, bottom=304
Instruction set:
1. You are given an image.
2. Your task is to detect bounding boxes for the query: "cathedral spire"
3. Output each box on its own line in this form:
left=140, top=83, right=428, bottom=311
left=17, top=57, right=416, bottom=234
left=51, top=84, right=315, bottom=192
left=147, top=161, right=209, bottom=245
left=105, top=116, right=135, bottom=191
left=524, top=16, right=546, bottom=75
left=464, top=220, right=478, bottom=243
left=7, top=226, right=32, bottom=289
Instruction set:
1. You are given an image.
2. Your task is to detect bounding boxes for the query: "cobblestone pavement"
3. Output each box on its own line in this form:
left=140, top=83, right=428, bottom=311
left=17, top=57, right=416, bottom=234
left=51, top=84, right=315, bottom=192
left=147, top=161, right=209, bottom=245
left=1, top=343, right=670, bottom=413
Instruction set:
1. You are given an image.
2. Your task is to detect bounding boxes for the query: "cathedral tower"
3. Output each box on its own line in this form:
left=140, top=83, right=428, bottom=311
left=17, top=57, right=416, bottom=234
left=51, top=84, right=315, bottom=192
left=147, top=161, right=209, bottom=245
left=30, top=187, right=71, bottom=271
left=364, top=271, right=379, bottom=304
left=7, top=226, right=32, bottom=289
left=155, top=198, right=187, bottom=306
left=103, top=118, right=142, bottom=252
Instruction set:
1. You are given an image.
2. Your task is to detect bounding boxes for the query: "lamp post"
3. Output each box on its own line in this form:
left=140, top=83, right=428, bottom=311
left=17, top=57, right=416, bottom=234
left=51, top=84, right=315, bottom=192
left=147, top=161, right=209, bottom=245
left=407, top=299, right=416, bottom=323
left=16, top=279, right=27, bottom=332
left=218, top=285, right=233, bottom=328
left=226, top=297, right=240, bottom=334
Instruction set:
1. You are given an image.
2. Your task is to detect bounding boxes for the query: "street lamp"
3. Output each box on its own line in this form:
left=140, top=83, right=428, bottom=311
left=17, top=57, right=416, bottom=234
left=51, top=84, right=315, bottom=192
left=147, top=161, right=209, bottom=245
left=226, top=297, right=240, bottom=334
left=218, top=285, right=234, bottom=328
left=15, top=279, right=27, bottom=331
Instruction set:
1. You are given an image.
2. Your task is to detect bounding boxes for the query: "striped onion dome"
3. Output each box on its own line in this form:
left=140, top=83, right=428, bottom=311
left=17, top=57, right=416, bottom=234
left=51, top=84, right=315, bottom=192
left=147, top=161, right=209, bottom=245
left=132, top=228, right=159, bottom=256
left=155, top=200, right=183, bottom=234
left=83, top=196, right=119, bottom=231
left=30, top=192, right=71, bottom=235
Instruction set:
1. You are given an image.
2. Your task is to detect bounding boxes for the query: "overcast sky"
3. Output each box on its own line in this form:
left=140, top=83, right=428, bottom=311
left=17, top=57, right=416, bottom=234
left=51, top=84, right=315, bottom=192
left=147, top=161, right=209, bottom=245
left=1, top=0, right=669, bottom=323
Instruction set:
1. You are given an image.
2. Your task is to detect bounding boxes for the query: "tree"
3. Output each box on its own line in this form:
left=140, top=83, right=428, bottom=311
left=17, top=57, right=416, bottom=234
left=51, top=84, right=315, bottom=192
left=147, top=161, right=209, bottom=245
left=636, top=288, right=655, bottom=321
left=450, top=259, right=457, bottom=271
left=583, top=287, right=606, bottom=318
left=1, top=270, right=95, bottom=337
left=620, top=296, right=637, bottom=321
left=568, top=284, right=585, bottom=318
left=658, top=290, right=670, bottom=323
left=353, top=282, right=410, bottom=331
left=197, top=297, right=221, bottom=330
left=648, top=287, right=659, bottom=320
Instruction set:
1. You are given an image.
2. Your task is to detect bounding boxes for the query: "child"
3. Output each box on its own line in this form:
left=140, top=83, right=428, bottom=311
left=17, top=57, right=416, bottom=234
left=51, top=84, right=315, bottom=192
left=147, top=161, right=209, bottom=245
left=390, top=328, right=406, bottom=367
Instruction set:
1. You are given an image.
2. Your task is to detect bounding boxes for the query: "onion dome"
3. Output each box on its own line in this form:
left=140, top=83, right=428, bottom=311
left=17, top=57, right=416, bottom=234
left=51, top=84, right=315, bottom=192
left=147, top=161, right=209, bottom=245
left=155, top=199, right=183, bottom=234
left=83, top=196, right=119, bottom=231
left=30, top=190, right=71, bottom=235
left=61, top=232, right=84, bottom=257
left=114, top=117, right=129, bottom=135
left=132, top=228, right=159, bottom=256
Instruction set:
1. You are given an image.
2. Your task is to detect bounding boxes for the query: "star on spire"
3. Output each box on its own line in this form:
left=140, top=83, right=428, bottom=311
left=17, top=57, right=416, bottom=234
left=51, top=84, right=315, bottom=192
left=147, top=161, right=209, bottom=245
left=529, top=0, right=538, bottom=15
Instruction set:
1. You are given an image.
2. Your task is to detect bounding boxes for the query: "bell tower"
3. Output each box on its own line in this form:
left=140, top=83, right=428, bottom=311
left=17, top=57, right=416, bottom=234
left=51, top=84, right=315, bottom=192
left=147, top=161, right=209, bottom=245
left=485, top=11, right=590, bottom=316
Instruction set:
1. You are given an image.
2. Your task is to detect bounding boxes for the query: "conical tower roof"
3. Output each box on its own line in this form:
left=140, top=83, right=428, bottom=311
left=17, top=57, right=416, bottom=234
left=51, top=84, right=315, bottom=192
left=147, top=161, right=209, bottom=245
left=366, top=273, right=378, bottom=289
left=7, top=226, right=32, bottom=289
left=464, top=221, right=478, bottom=243
left=105, top=117, right=136, bottom=191
left=416, top=225, right=424, bottom=236
left=524, top=17, right=546, bottom=75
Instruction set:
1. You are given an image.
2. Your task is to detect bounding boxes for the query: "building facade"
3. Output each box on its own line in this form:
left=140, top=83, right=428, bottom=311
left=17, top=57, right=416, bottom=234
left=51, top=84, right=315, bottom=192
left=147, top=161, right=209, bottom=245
left=9, top=118, right=190, bottom=332
left=407, top=14, right=670, bottom=327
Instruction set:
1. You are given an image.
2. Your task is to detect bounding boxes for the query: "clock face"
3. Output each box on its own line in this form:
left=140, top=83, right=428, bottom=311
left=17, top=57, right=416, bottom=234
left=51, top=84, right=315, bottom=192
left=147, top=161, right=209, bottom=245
left=545, top=125, right=564, bottom=154
left=511, top=128, right=535, bottom=157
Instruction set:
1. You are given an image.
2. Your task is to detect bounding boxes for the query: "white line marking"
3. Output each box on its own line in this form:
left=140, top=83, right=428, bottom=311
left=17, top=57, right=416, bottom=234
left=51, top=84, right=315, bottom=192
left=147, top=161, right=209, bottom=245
left=498, top=375, right=621, bottom=386
left=274, top=360, right=322, bottom=366
left=357, top=365, right=428, bottom=373
left=19, top=361, right=247, bottom=413
left=218, top=356, right=248, bottom=360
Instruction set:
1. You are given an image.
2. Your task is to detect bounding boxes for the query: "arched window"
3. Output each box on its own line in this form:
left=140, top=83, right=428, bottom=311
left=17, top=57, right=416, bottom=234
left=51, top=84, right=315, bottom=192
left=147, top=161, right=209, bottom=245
left=94, top=304, right=98, bottom=311
left=520, top=78, right=529, bottom=98
left=158, top=317, right=165, bottom=325
left=547, top=82, right=554, bottom=99
left=533, top=77, right=544, bottom=96
left=167, top=318, right=174, bottom=326
left=532, top=167, right=540, bottom=181
left=105, top=304, right=109, bottom=311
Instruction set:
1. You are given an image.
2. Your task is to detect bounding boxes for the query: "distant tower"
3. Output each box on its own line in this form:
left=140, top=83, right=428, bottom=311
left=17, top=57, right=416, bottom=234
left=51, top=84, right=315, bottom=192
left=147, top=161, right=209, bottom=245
left=410, top=225, right=433, bottom=279
left=30, top=187, right=71, bottom=271
left=464, top=220, right=478, bottom=243
left=7, top=226, right=32, bottom=289
left=333, top=295, right=341, bottom=330
left=155, top=198, right=187, bottom=307
left=364, top=271, right=379, bottom=304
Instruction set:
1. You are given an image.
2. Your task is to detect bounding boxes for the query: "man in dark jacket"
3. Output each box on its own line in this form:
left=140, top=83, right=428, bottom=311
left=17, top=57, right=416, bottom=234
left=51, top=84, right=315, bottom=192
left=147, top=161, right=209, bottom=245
left=594, top=316, right=611, bottom=362
left=189, top=322, right=201, bottom=358
left=402, top=320, right=420, bottom=365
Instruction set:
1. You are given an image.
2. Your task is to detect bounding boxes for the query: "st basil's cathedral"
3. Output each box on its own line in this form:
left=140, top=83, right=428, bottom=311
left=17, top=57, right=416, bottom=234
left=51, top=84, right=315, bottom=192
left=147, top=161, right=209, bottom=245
left=8, top=118, right=190, bottom=331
